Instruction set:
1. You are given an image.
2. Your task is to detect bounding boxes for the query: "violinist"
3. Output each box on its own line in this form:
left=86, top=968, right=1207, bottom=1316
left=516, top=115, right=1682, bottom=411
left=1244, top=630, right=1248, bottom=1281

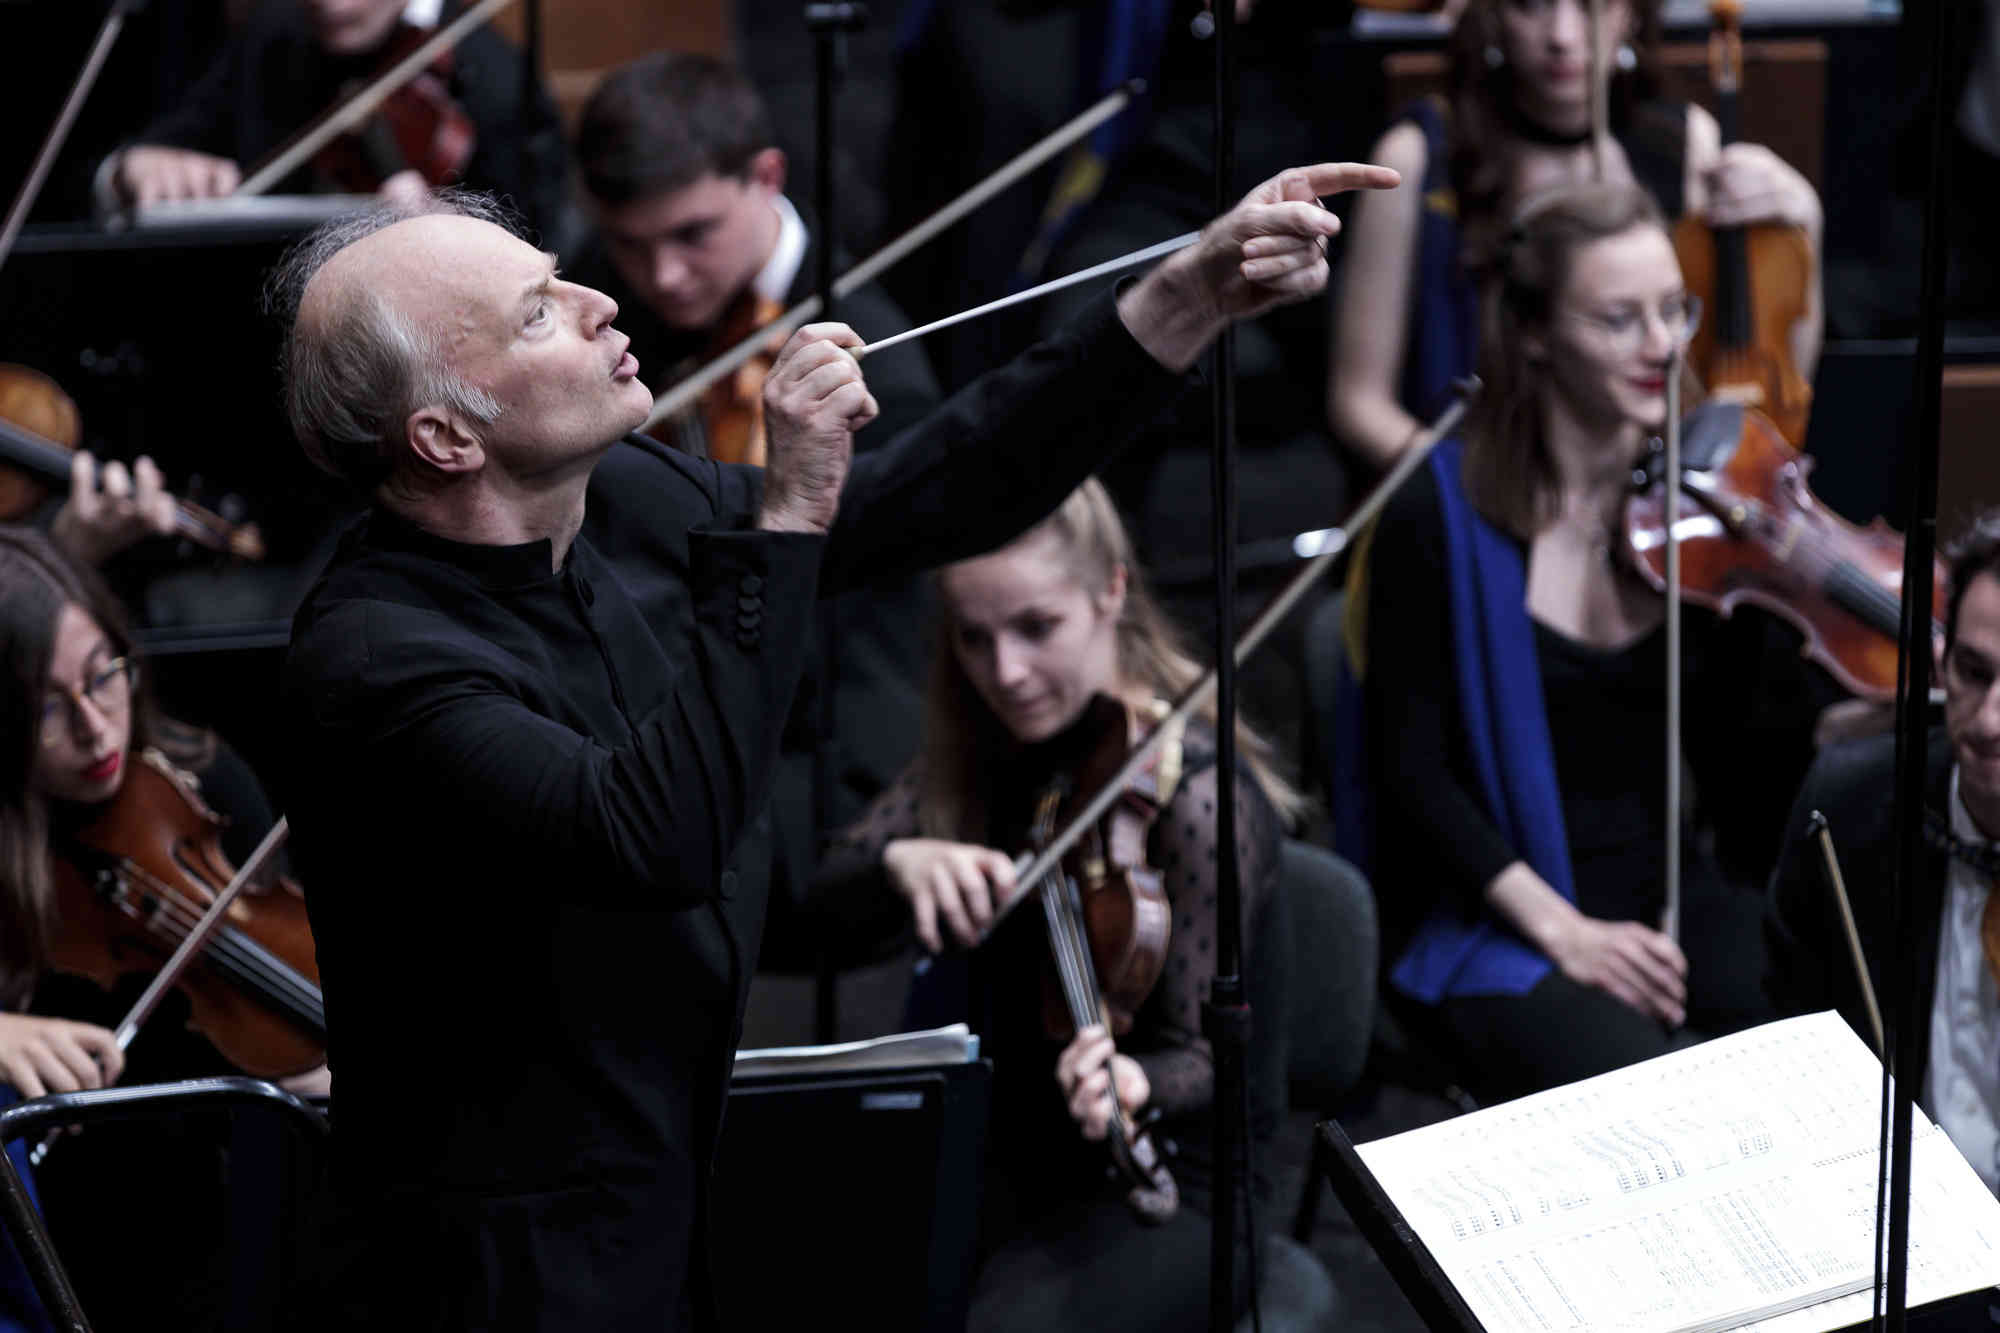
left=1342, top=182, right=1831, bottom=1105
left=810, top=479, right=1305, bottom=1332
left=0, top=526, right=305, bottom=1333
left=93, top=0, right=568, bottom=236
left=1766, top=513, right=2000, bottom=1196
left=1329, top=0, right=1822, bottom=469
left=568, top=55, right=944, bottom=964
left=268, top=164, right=1387, bottom=1329
left=571, top=52, right=940, bottom=453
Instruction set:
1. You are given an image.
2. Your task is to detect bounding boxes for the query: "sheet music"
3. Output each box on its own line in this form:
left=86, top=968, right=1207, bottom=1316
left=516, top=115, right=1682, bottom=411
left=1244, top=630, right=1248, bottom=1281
left=731, top=1023, right=979, bottom=1079
left=1356, top=1013, right=2000, bottom=1333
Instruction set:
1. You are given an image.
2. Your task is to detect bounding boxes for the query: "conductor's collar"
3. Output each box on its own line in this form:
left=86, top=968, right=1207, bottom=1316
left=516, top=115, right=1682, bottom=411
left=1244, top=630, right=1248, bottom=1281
left=363, top=504, right=565, bottom=590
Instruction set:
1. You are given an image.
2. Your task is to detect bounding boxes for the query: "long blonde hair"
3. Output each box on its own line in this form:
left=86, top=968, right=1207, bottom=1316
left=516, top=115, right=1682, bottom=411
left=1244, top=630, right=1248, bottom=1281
left=918, top=480, right=1303, bottom=842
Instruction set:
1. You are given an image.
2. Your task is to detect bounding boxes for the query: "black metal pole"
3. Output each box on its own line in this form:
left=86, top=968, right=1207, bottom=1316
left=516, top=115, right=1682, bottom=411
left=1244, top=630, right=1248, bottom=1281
left=804, top=2, right=865, bottom=1044
left=1883, top=2, right=1958, bottom=1328
left=1204, top=1, right=1249, bottom=1329
left=518, top=0, right=540, bottom=232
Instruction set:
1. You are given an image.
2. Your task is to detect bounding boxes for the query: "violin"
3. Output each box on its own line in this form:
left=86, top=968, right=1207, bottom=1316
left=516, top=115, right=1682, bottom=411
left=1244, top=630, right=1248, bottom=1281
left=1622, top=401, right=1943, bottom=702
left=1670, top=0, right=1814, bottom=446
left=310, top=19, right=476, bottom=194
left=1022, top=694, right=1181, bottom=1224
left=652, top=290, right=788, bottom=466
left=0, top=363, right=264, bottom=561
left=48, top=749, right=323, bottom=1079
left=235, top=0, right=517, bottom=200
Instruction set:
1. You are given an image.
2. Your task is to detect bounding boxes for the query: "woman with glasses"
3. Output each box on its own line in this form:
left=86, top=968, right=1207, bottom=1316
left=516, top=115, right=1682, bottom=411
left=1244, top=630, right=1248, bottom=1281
left=1342, top=183, right=1833, bottom=1103
left=0, top=525, right=293, bottom=1332
left=1328, top=0, right=1822, bottom=470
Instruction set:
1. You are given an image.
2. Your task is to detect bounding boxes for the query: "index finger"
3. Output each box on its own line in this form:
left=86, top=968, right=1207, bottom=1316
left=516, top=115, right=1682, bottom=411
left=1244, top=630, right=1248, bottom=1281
left=788, top=322, right=863, bottom=352
left=1282, top=162, right=1402, bottom=202
left=1638, top=929, right=1689, bottom=976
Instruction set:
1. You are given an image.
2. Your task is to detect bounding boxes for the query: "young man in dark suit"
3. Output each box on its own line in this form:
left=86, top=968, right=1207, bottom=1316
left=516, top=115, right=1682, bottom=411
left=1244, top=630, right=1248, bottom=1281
left=1767, top=513, right=2000, bottom=1196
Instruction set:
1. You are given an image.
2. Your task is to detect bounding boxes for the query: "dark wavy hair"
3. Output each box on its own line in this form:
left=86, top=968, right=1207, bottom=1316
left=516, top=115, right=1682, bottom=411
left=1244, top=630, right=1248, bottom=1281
left=1444, top=0, right=1667, bottom=279
left=576, top=52, right=776, bottom=207
left=0, top=527, right=203, bottom=1004
left=1946, top=513, right=2000, bottom=649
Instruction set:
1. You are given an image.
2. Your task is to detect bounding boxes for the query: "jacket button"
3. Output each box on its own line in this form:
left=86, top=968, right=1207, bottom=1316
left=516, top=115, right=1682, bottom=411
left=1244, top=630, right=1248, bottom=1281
left=719, top=869, right=739, bottom=899
left=740, top=574, right=764, bottom=595
left=737, top=610, right=761, bottom=631
left=738, top=593, right=762, bottom=613
left=736, top=629, right=758, bottom=649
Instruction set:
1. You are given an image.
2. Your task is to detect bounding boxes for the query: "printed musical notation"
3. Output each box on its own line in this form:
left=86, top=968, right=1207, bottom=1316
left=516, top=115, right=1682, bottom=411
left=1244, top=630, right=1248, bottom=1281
left=1356, top=1013, right=2000, bottom=1333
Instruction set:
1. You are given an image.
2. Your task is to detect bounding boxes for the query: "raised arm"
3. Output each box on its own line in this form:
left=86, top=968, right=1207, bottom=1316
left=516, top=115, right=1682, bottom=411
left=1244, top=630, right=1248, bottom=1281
left=756, top=161, right=1401, bottom=595
left=1328, top=122, right=1429, bottom=470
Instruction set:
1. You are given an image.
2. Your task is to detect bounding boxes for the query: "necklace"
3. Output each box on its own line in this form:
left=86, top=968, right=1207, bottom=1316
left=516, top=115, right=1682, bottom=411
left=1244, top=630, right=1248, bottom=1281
left=1503, top=96, right=1596, bottom=149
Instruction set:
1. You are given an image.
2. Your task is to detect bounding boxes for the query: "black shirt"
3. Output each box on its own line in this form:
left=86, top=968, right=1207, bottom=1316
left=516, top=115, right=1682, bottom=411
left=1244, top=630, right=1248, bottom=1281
left=278, top=289, right=1189, bottom=1330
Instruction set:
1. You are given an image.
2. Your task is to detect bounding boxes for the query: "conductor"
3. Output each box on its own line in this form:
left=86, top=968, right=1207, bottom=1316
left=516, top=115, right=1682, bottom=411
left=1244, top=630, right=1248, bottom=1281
left=270, top=161, right=1395, bottom=1330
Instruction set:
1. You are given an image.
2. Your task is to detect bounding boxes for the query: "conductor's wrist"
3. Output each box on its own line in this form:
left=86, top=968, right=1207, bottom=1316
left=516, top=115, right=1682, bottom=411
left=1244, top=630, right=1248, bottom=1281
left=755, top=494, right=830, bottom=535
left=1117, top=252, right=1223, bottom=374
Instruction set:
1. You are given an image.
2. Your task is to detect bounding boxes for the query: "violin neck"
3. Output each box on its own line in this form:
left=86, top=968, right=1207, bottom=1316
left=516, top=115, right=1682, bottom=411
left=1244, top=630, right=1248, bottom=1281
left=0, top=414, right=77, bottom=485
left=1708, top=8, right=1752, bottom=353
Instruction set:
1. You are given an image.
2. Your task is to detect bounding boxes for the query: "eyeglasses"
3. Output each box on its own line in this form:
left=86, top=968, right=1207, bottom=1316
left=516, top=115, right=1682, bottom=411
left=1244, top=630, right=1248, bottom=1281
left=1561, top=293, right=1703, bottom=355
left=41, top=656, right=134, bottom=748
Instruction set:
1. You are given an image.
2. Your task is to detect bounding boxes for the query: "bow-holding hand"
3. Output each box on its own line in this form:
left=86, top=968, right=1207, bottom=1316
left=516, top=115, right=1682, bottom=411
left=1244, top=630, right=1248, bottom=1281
left=1116, top=160, right=1402, bottom=372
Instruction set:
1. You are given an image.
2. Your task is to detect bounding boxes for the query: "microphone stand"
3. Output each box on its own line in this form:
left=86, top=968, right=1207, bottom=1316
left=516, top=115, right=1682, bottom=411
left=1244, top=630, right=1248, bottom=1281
left=0, top=0, right=151, bottom=276
left=1881, top=1, right=1959, bottom=1327
left=1204, top=1, right=1251, bottom=1328
left=518, top=0, right=540, bottom=233
left=804, top=0, right=866, bottom=1043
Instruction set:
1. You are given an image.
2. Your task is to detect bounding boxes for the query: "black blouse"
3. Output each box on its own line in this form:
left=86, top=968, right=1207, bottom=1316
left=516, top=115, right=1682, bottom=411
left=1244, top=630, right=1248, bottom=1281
left=1363, top=463, right=1826, bottom=952
left=812, top=717, right=1282, bottom=1191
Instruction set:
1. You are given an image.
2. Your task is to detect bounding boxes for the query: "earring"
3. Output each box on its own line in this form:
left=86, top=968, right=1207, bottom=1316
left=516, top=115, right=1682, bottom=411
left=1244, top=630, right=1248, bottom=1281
left=1615, top=42, right=1637, bottom=72
left=1484, top=43, right=1506, bottom=69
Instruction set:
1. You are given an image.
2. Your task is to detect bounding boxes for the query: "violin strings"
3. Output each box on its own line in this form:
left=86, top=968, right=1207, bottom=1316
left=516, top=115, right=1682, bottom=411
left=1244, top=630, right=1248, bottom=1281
left=1684, top=492, right=1908, bottom=631
left=1040, top=884, right=1095, bottom=1031
left=95, top=858, right=325, bottom=1030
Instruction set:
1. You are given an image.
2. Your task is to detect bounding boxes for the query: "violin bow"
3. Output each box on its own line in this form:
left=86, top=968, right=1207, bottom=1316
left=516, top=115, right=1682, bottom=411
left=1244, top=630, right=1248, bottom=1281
left=641, top=80, right=1147, bottom=433
left=0, top=0, right=149, bottom=274
left=1587, top=0, right=1612, bottom=181
left=982, top=381, right=1481, bottom=941
left=234, top=0, right=520, bottom=198
left=1805, top=811, right=1885, bottom=1055
left=1661, top=338, right=1685, bottom=946
left=27, top=815, right=291, bottom=1168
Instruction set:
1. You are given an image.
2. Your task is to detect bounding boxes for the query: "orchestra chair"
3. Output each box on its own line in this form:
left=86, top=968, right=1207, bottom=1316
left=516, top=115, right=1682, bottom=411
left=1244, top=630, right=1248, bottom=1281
left=0, top=1077, right=328, bottom=1332
left=1300, top=592, right=1480, bottom=1124
left=1232, top=839, right=1349, bottom=1332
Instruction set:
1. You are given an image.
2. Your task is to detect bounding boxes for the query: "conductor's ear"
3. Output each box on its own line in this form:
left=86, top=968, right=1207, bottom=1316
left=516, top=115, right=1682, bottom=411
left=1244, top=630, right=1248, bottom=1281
left=406, top=407, right=484, bottom=477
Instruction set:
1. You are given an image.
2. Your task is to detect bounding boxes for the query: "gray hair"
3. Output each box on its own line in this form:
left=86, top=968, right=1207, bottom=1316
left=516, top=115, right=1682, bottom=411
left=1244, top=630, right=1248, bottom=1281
left=265, top=189, right=518, bottom=490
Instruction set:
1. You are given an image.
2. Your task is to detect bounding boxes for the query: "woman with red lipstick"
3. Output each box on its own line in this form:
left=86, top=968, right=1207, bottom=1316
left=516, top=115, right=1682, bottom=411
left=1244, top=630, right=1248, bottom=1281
left=1341, top=183, right=1834, bottom=1104
left=812, top=480, right=1313, bottom=1331
left=1330, top=0, right=1822, bottom=471
left=0, top=525, right=292, bottom=1332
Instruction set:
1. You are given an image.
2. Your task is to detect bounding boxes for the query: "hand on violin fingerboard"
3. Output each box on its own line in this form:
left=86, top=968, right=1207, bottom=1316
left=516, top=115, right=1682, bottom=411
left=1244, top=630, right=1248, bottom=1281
left=50, top=452, right=180, bottom=567
left=113, top=145, right=241, bottom=207
left=1057, top=1024, right=1149, bottom=1142
left=1702, top=142, right=1821, bottom=235
left=882, top=837, right=1018, bottom=953
left=757, top=323, right=877, bottom=535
